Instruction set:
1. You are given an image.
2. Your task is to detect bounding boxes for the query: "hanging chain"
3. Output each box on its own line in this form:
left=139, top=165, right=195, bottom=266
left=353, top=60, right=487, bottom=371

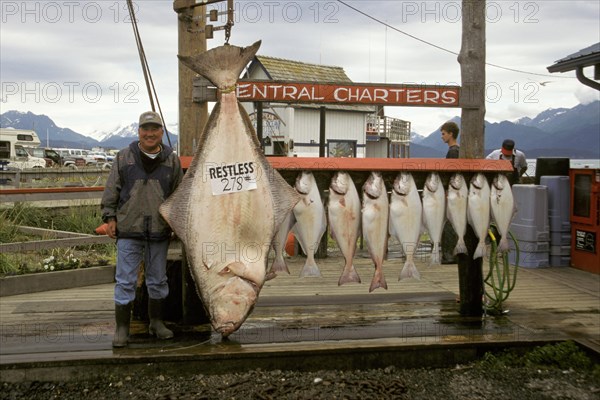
left=224, top=21, right=232, bottom=44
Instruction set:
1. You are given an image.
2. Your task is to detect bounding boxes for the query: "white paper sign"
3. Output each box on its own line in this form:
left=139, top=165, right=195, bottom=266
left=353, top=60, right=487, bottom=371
left=209, top=161, right=257, bottom=195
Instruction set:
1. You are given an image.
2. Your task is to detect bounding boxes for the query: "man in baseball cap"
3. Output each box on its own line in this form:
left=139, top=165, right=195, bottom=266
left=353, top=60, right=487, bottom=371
left=486, top=138, right=528, bottom=185
left=501, top=139, right=515, bottom=156
left=101, top=110, right=182, bottom=347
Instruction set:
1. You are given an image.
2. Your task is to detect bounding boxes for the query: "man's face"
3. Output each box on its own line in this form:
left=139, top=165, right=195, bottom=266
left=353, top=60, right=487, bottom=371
left=138, top=124, right=163, bottom=152
left=441, top=130, right=451, bottom=144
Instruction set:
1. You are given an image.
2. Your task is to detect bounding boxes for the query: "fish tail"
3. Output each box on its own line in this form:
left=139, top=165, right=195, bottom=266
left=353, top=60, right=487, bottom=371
left=299, top=258, right=321, bottom=278
left=178, top=41, right=261, bottom=89
left=338, top=265, right=361, bottom=286
left=369, top=267, right=388, bottom=292
left=430, top=242, right=441, bottom=265
left=400, top=260, right=421, bottom=281
left=454, top=238, right=468, bottom=255
left=473, top=240, right=486, bottom=259
left=498, top=237, right=510, bottom=253
left=270, top=256, right=290, bottom=275
left=265, top=271, right=277, bottom=281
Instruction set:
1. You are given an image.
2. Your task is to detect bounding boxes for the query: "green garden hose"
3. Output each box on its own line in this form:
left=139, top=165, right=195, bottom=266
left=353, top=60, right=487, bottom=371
left=484, top=226, right=519, bottom=315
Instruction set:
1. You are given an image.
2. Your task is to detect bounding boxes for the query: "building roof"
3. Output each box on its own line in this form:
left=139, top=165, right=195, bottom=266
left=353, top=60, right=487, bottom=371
left=547, top=42, right=600, bottom=73
left=251, top=56, right=353, bottom=83
left=247, top=55, right=374, bottom=113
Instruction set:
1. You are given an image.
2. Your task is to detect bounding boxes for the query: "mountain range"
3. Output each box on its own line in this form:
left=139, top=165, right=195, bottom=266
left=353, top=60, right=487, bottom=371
left=411, top=101, right=599, bottom=158
left=0, top=111, right=179, bottom=150
left=1, top=100, right=598, bottom=158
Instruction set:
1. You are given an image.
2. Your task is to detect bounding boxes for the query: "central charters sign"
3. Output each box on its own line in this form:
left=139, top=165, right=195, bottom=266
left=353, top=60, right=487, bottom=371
left=236, top=81, right=460, bottom=107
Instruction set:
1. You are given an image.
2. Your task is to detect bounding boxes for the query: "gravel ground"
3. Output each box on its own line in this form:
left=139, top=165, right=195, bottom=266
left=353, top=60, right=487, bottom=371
left=2, top=358, right=599, bottom=400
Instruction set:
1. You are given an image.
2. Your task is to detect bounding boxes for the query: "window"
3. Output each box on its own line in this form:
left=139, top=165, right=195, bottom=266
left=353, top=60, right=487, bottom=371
left=16, top=134, right=34, bottom=142
left=0, top=141, right=10, bottom=159
left=327, top=140, right=356, bottom=158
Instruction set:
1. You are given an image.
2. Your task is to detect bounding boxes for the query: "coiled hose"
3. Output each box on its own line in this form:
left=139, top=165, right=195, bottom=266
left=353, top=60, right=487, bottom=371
left=484, top=225, right=519, bottom=315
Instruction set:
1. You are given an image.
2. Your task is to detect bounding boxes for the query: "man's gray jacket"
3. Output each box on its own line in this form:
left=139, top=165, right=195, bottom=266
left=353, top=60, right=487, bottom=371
left=101, top=141, right=183, bottom=241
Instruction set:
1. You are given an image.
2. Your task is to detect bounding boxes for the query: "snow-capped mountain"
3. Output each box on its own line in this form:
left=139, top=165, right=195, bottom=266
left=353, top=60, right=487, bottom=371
left=1, top=101, right=598, bottom=158
left=0, top=110, right=179, bottom=150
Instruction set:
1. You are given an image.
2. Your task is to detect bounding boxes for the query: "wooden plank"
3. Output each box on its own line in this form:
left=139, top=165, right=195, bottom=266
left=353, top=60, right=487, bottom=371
left=0, top=236, right=113, bottom=253
left=17, top=226, right=95, bottom=239
left=179, top=156, right=514, bottom=173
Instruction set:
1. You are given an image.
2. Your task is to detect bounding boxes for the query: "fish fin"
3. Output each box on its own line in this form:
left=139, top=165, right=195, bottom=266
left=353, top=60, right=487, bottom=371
left=178, top=41, right=261, bottom=89
left=265, top=271, right=277, bottom=281
left=338, top=265, right=361, bottom=286
left=498, top=237, right=510, bottom=253
left=400, top=260, right=421, bottom=281
left=299, top=259, right=321, bottom=278
left=159, top=182, right=191, bottom=246
left=430, top=242, right=441, bottom=265
left=473, top=241, right=486, bottom=259
left=369, top=268, right=388, bottom=292
left=270, top=257, right=290, bottom=275
left=260, top=158, right=302, bottom=234
left=453, top=239, right=468, bottom=255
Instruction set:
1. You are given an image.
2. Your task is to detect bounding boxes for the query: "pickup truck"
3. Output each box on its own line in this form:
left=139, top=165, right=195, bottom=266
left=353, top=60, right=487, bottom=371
left=25, top=147, right=84, bottom=168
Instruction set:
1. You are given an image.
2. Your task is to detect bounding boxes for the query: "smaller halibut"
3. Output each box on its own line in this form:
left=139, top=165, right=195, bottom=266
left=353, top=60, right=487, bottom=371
left=468, top=173, right=491, bottom=259
left=292, top=171, right=327, bottom=277
left=267, top=210, right=296, bottom=279
left=328, top=171, right=362, bottom=286
left=490, top=173, right=515, bottom=253
left=422, top=172, right=446, bottom=265
left=446, top=173, right=468, bottom=255
left=389, top=172, right=422, bottom=280
left=362, top=172, right=389, bottom=292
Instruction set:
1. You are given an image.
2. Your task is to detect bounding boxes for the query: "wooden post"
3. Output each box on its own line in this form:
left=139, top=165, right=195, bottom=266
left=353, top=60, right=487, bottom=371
left=457, top=0, right=486, bottom=317
left=458, top=0, right=486, bottom=159
left=176, top=1, right=208, bottom=156
left=319, top=106, right=326, bottom=157
left=458, top=225, right=484, bottom=316
left=256, top=102, right=263, bottom=149
left=174, top=0, right=209, bottom=325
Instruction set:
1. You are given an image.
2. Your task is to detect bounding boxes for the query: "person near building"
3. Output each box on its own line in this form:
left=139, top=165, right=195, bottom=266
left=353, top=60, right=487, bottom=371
left=440, top=121, right=459, bottom=264
left=441, top=121, right=460, bottom=159
left=101, top=111, right=183, bottom=348
left=486, top=139, right=528, bottom=185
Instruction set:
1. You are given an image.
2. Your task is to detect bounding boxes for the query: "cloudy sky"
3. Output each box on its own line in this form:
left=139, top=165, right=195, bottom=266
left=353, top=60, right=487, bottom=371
left=1, top=0, right=599, bottom=137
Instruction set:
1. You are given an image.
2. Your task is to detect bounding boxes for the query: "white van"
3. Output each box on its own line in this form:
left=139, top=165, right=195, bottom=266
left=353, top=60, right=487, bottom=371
left=0, top=128, right=46, bottom=169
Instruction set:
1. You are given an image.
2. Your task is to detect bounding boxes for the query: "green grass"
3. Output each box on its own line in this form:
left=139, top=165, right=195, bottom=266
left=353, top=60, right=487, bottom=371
left=0, top=203, right=114, bottom=276
left=479, top=341, right=599, bottom=378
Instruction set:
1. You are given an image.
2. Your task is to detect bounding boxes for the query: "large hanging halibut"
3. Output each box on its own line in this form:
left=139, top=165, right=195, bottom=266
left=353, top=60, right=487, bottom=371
left=160, top=41, right=300, bottom=337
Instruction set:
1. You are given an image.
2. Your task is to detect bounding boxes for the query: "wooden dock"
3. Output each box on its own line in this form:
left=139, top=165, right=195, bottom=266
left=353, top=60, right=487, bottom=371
left=0, top=250, right=598, bottom=382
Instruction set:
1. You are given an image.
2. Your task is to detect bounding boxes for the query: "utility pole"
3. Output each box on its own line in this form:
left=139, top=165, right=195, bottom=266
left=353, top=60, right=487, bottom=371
left=457, top=0, right=486, bottom=318
left=458, top=0, right=486, bottom=159
left=174, top=1, right=208, bottom=156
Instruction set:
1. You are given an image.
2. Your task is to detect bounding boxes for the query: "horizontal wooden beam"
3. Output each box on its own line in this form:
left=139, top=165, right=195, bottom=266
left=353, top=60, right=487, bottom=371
left=180, top=156, right=513, bottom=173
left=0, top=236, right=113, bottom=254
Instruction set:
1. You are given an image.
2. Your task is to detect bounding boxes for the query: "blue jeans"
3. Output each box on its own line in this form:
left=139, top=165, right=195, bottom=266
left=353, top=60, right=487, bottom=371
left=114, top=238, right=170, bottom=305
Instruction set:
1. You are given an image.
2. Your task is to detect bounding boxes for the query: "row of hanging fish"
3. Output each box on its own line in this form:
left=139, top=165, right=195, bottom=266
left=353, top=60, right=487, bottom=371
left=270, top=170, right=515, bottom=292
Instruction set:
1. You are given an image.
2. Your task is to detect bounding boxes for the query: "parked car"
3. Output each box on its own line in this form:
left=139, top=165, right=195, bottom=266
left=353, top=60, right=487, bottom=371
left=54, top=148, right=97, bottom=166
left=88, top=151, right=108, bottom=163
left=24, top=147, right=67, bottom=167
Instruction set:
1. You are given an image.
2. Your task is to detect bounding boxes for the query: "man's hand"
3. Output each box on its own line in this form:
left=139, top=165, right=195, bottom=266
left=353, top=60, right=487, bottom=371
left=106, top=219, right=117, bottom=239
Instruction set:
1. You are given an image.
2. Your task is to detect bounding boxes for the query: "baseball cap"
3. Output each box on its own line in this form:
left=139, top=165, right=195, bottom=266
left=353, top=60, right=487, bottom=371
left=501, top=139, right=515, bottom=156
left=138, top=111, right=163, bottom=127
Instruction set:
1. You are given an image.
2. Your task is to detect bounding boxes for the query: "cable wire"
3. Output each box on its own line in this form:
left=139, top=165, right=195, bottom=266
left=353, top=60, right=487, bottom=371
left=126, top=0, right=173, bottom=147
left=336, top=0, right=574, bottom=79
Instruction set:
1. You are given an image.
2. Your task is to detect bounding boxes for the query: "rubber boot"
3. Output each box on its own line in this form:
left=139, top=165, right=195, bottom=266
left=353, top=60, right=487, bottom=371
left=112, top=302, right=132, bottom=348
left=148, top=298, right=173, bottom=340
